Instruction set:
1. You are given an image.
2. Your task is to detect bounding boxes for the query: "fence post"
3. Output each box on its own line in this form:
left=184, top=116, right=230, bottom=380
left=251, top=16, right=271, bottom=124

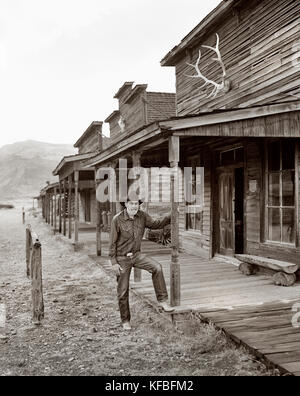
left=22, top=208, right=25, bottom=225
left=31, top=239, right=44, bottom=325
left=26, top=226, right=31, bottom=278
left=26, top=226, right=44, bottom=325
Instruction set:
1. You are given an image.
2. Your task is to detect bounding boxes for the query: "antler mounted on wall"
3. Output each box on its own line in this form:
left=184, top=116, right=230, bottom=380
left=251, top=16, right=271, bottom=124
left=185, top=34, right=231, bottom=98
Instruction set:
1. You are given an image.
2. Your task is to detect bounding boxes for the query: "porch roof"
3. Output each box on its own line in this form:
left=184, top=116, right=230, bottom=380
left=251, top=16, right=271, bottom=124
left=53, top=152, right=96, bottom=176
left=40, top=181, right=60, bottom=196
left=83, top=101, right=300, bottom=169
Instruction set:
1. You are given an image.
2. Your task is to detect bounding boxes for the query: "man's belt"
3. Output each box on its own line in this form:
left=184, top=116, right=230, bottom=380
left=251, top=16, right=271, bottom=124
left=117, top=252, right=134, bottom=258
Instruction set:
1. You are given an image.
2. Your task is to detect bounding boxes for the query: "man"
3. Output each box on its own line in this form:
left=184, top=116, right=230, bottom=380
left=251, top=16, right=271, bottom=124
left=109, top=199, right=174, bottom=330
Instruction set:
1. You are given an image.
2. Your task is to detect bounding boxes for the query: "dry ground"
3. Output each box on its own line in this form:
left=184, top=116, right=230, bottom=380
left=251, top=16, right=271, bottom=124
left=0, top=203, right=279, bottom=376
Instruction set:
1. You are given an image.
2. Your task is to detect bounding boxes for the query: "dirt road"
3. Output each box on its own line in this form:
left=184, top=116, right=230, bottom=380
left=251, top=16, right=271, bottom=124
left=0, top=205, right=277, bottom=376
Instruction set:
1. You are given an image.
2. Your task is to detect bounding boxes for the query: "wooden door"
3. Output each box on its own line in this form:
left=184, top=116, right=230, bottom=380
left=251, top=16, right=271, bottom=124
left=218, top=171, right=235, bottom=256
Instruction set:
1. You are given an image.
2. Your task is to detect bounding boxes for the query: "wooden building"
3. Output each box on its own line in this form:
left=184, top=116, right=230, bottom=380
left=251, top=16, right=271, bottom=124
left=40, top=182, right=60, bottom=228
left=102, top=82, right=176, bottom=217
left=50, top=121, right=107, bottom=247
left=160, top=0, right=300, bottom=263
left=84, top=0, right=300, bottom=306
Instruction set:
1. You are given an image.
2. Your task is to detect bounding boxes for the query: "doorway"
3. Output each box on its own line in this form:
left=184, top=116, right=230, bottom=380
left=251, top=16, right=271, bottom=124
left=217, top=167, right=244, bottom=256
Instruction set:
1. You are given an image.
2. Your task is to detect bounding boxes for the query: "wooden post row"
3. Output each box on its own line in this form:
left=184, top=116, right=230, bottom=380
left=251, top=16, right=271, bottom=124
left=74, top=171, right=79, bottom=248
left=63, top=179, right=67, bottom=236
left=68, top=175, right=72, bottom=239
left=59, top=181, right=62, bottom=234
left=54, top=187, right=57, bottom=234
left=96, top=171, right=102, bottom=257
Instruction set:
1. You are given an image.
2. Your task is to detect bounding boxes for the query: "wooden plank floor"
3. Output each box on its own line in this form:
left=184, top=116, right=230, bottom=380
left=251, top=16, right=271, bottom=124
left=79, top=231, right=300, bottom=376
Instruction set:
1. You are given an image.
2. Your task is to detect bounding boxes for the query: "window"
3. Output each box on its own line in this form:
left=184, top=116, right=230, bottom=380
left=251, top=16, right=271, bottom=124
left=186, top=155, right=203, bottom=232
left=266, top=140, right=295, bottom=244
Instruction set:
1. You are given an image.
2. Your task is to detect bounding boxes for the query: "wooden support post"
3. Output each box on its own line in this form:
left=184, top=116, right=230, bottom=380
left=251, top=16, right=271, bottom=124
left=96, top=174, right=102, bottom=256
left=107, top=211, right=112, bottom=231
left=132, top=151, right=142, bottom=283
left=68, top=176, right=72, bottom=239
left=42, top=198, right=44, bottom=219
left=48, top=194, right=51, bottom=225
left=22, top=207, right=25, bottom=225
left=54, top=187, right=57, bottom=234
left=31, top=236, right=44, bottom=325
left=44, top=196, right=46, bottom=221
left=50, top=193, right=53, bottom=227
left=74, top=171, right=79, bottom=247
left=59, top=182, right=62, bottom=234
left=169, top=135, right=181, bottom=307
left=102, top=211, right=108, bottom=231
left=63, top=179, right=67, bottom=236
left=46, top=195, right=48, bottom=224
left=26, top=226, right=31, bottom=278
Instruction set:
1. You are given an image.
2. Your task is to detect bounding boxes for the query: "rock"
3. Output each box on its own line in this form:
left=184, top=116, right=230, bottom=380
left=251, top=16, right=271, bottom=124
left=17, top=360, right=27, bottom=368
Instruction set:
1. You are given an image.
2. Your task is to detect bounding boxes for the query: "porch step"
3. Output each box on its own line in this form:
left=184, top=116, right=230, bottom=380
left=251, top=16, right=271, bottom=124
left=235, top=254, right=299, bottom=274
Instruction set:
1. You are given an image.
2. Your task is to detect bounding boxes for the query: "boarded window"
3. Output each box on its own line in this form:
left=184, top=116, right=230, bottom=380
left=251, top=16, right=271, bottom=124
left=266, top=140, right=295, bottom=244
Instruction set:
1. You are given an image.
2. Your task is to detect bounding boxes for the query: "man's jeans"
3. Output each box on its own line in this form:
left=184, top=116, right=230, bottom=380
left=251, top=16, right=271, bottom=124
left=116, top=253, right=168, bottom=323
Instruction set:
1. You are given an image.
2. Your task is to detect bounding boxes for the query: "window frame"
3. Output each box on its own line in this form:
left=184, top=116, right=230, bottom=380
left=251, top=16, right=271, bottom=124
left=264, top=140, right=298, bottom=247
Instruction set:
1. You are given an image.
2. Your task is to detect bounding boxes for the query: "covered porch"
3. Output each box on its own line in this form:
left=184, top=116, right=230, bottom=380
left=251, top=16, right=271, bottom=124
left=83, top=101, right=300, bottom=308
left=48, top=153, right=97, bottom=248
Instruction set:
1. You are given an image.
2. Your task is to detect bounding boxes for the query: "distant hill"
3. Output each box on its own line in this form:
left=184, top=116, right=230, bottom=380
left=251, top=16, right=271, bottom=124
left=0, top=140, right=76, bottom=200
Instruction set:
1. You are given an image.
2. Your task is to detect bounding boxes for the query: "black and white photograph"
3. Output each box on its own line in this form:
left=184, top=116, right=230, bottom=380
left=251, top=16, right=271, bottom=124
left=1, top=0, right=300, bottom=379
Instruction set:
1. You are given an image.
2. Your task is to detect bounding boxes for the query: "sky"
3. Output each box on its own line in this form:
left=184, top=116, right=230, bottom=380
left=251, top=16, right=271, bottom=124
left=0, top=0, right=221, bottom=148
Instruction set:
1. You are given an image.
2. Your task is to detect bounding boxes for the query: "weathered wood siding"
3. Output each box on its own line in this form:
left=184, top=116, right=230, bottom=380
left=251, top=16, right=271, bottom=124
left=78, top=126, right=103, bottom=155
left=244, top=140, right=262, bottom=249
left=180, top=111, right=300, bottom=138
left=107, top=115, right=121, bottom=142
left=108, top=88, right=147, bottom=142
left=108, top=88, right=176, bottom=142
left=179, top=150, right=212, bottom=259
left=146, top=92, right=176, bottom=123
left=175, top=0, right=300, bottom=115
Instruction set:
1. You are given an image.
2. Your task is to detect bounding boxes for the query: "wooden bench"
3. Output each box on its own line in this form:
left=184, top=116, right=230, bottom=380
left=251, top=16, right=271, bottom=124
left=235, top=254, right=299, bottom=287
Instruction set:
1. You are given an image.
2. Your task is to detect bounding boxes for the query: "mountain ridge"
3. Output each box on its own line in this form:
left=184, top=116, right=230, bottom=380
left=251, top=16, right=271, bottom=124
left=0, top=140, right=76, bottom=200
